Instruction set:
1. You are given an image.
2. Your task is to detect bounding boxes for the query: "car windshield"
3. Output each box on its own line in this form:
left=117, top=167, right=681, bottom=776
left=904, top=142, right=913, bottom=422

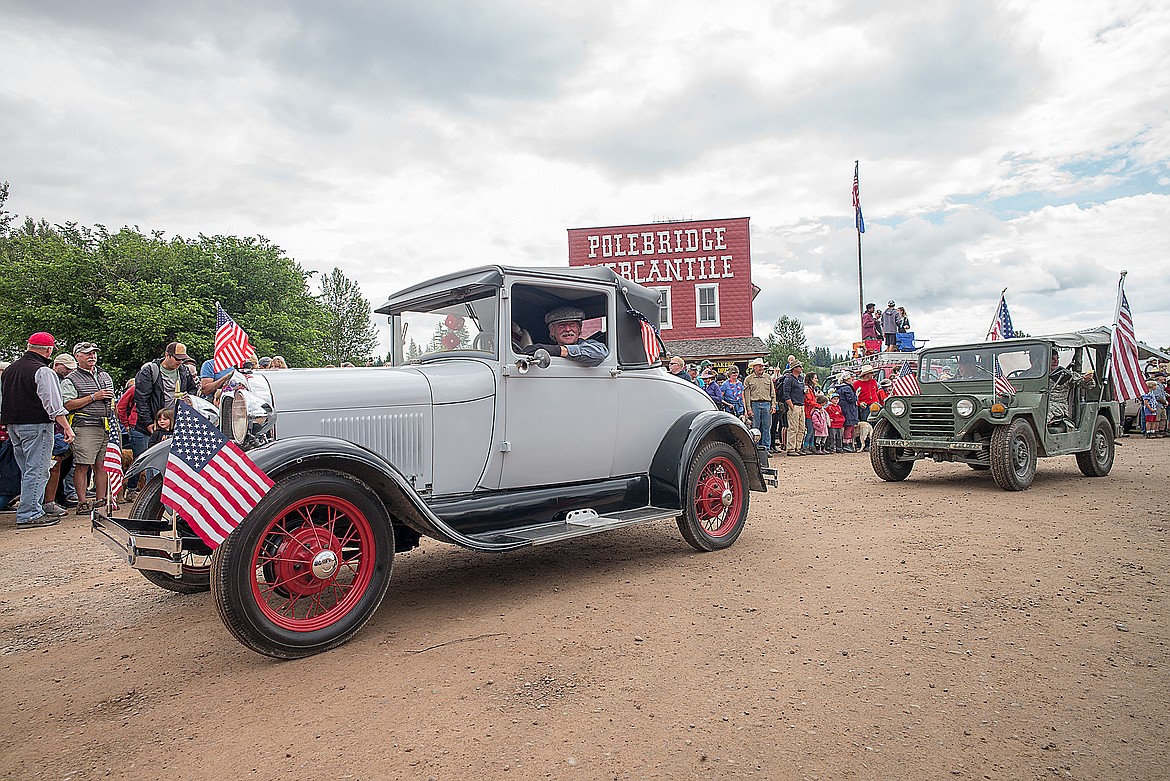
left=391, top=290, right=499, bottom=365
left=920, top=345, right=1047, bottom=383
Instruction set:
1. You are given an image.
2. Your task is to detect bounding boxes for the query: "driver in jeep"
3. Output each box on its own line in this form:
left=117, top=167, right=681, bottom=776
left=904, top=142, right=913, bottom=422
left=522, top=306, right=609, bottom=367
left=1048, top=351, right=1092, bottom=426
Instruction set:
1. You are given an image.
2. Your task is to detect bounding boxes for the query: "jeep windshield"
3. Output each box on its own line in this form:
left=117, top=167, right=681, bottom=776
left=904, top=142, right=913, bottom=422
left=391, top=289, right=499, bottom=365
left=920, top=345, right=1047, bottom=384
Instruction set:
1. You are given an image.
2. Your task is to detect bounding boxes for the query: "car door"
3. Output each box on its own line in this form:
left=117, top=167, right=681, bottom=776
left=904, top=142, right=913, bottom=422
left=497, top=284, right=619, bottom=490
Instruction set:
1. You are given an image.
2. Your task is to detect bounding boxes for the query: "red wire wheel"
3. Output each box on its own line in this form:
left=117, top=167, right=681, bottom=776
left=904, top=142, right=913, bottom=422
left=678, top=441, right=749, bottom=551
left=250, top=495, right=376, bottom=632
left=692, top=455, right=744, bottom=538
left=212, top=471, right=394, bottom=659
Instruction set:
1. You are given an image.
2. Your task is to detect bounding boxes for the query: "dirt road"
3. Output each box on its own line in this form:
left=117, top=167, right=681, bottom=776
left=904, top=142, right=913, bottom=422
left=2, top=438, right=1167, bottom=780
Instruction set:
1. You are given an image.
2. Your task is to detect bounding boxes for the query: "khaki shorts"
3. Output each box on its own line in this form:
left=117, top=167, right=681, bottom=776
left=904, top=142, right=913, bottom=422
left=71, top=425, right=109, bottom=465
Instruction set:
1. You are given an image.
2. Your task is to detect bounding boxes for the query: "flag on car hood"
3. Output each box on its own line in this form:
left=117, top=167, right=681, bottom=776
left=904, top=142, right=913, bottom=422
left=161, top=402, right=273, bottom=548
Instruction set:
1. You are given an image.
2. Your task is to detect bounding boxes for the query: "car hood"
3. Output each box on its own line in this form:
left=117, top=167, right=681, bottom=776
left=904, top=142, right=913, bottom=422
left=257, top=361, right=496, bottom=412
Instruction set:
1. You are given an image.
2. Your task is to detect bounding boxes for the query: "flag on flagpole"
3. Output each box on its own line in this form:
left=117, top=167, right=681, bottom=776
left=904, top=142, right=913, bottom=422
left=214, top=303, right=256, bottom=373
left=890, top=362, right=920, bottom=396
left=987, top=293, right=1014, bottom=341
left=103, top=416, right=125, bottom=503
left=1109, top=287, right=1145, bottom=401
left=161, top=403, right=274, bottom=549
left=852, top=162, right=865, bottom=234
left=627, top=307, right=664, bottom=365
left=993, top=358, right=1016, bottom=396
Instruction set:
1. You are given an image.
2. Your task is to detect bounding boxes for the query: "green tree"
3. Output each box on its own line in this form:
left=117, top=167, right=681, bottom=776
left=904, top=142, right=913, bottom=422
left=765, top=315, right=810, bottom=368
left=318, top=267, right=378, bottom=365
left=0, top=192, right=329, bottom=375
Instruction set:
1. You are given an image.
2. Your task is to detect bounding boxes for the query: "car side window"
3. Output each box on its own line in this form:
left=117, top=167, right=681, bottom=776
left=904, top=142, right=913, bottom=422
left=509, top=284, right=609, bottom=359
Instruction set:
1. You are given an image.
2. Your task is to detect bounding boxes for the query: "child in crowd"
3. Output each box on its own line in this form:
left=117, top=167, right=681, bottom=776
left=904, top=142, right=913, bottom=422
left=826, top=392, right=845, bottom=453
left=149, top=407, right=174, bottom=447
left=1142, top=381, right=1159, bottom=438
left=811, top=394, right=830, bottom=454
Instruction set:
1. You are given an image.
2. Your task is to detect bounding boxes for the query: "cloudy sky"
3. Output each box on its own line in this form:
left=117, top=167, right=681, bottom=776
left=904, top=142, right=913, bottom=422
left=3, top=0, right=1168, bottom=354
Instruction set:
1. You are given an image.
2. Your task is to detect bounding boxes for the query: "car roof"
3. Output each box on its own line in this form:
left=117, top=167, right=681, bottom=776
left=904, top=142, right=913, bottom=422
left=376, top=264, right=661, bottom=316
left=921, top=326, right=1114, bottom=355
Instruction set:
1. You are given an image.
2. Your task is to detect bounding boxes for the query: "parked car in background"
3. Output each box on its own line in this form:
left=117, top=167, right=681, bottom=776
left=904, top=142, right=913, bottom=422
left=94, top=265, right=775, bottom=658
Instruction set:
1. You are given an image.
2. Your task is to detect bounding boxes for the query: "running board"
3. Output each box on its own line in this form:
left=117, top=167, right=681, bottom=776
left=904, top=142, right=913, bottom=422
left=466, top=505, right=680, bottom=547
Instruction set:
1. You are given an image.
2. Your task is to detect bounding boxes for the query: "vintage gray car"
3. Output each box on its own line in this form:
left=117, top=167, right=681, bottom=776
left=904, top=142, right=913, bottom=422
left=93, top=265, right=774, bottom=658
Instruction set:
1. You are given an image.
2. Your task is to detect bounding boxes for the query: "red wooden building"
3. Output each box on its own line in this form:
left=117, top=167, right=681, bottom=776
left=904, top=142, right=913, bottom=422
left=567, top=217, right=767, bottom=370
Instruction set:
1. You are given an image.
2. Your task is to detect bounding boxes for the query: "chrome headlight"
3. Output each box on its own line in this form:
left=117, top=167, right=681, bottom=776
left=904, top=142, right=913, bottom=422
left=748, top=427, right=762, bottom=444
left=229, top=391, right=249, bottom=442
left=889, top=399, right=907, bottom=417
left=956, top=398, right=975, bottom=418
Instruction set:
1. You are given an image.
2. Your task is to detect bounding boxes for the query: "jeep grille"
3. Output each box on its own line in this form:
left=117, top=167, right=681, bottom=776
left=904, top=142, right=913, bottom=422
left=908, top=401, right=954, bottom=438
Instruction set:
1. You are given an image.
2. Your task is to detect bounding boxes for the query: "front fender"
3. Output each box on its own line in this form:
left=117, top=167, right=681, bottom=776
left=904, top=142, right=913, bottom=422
left=244, top=436, right=529, bottom=552
left=125, top=439, right=171, bottom=481
left=649, top=410, right=767, bottom=509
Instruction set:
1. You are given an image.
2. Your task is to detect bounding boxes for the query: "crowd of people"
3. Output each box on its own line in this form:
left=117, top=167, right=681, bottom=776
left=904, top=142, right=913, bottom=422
left=0, top=334, right=293, bottom=529
left=666, top=353, right=894, bottom=457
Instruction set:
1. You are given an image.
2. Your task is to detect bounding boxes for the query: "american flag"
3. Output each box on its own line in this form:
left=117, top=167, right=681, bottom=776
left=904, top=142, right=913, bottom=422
left=161, top=402, right=274, bottom=549
left=987, top=293, right=1014, bottom=341
left=214, top=303, right=255, bottom=373
left=1110, top=288, right=1145, bottom=401
left=627, top=307, right=663, bottom=365
left=853, top=161, right=865, bottom=234
left=103, top=416, right=125, bottom=502
left=890, top=362, right=920, bottom=396
left=993, top=358, right=1016, bottom=396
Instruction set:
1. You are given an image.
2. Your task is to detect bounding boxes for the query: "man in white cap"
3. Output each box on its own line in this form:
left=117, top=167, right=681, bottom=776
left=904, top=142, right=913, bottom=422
left=0, top=333, right=76, bottom=528
left=61, top=342, right=116, bottom=514
left=522, top=306, right=608, bottom=367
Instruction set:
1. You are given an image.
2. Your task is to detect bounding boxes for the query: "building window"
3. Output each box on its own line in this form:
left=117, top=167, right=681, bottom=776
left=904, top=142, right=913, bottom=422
left=696, top=283, right=719, bottom=327
left=654, top=287, right=672, bottom=330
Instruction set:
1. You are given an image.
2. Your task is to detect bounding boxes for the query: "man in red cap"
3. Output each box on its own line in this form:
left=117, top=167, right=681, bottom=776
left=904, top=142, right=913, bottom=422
left=0, top=333, right=76, bottom=528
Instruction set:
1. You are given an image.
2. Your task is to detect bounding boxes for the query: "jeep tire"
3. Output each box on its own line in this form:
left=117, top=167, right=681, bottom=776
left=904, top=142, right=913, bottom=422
left=870, top=420, right=913, bottom=482
left=990, top=418, right=1037, bottom=491
left=1075, top=415, right=1115, bottom=477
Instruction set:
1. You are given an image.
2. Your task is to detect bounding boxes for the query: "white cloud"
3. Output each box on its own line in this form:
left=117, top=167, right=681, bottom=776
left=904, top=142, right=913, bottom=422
left=2, top=0, right=1168, bottom=356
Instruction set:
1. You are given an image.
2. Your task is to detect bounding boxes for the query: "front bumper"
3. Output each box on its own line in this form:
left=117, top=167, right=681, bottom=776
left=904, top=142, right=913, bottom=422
left=92, top=511, right=185, bottom=576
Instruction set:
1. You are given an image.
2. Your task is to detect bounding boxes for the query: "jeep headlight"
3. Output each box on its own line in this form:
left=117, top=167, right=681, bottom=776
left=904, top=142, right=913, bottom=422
left=956, top=398, right=975, bottom=418
left=889, top=399, right=907, bottom=417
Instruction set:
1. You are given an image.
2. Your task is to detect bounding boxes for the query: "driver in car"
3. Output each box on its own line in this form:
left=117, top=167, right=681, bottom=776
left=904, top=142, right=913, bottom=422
left=522, top=306, right=609, bottom=367
left=1048, top=351, right=1091, bottom=425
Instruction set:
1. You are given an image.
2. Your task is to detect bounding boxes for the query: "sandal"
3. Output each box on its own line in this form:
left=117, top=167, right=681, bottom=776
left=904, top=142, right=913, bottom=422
left=75, top=500, right=91, bottom=515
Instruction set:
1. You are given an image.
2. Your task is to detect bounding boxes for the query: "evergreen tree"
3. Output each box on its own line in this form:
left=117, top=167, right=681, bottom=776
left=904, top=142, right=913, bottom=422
left=318, top=267, right=379, bottom=366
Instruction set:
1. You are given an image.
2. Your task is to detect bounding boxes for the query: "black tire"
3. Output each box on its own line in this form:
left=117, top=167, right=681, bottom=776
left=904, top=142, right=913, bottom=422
left=211, top=470, right=394, bottom=659
left=870, top=420, right=913, bottom=482
left=132, top=476, right=213, bottom=595
left=677, top=441, right=749, bottom=552
left=1076, top=415, right=1115, bottom=477
left=990, top=418, right=1037, bottom=491
left=967, top=463, right=990, bottom=471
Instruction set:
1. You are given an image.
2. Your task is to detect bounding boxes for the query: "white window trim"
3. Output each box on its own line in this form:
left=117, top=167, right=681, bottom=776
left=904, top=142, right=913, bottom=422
left=696, top=283, right=720, bottom=328
left=654, top=286, right=673, bottom=330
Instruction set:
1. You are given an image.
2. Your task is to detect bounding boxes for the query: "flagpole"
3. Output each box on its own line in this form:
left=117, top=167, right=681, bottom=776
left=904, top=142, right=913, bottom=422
left=855, top=161, right=864, bottom=340
left=1112, top=271, right=1127, bottom=328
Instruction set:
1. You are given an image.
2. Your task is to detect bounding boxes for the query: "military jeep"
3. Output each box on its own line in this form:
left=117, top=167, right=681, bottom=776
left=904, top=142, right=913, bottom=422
left=869, top=328, right=1119, bottom=491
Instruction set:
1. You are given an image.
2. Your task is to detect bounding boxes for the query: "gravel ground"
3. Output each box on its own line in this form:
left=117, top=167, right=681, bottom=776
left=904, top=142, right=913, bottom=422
left=1, top=436, right=1166, bottom=780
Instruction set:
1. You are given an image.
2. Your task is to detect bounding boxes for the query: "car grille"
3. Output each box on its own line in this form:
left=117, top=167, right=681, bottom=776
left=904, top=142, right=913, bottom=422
left=908, top=401, right=954, bottom=438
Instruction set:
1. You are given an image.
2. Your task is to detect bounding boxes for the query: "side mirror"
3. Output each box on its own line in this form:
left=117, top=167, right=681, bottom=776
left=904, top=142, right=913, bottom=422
left=515, top=348, right=552, bottom=374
